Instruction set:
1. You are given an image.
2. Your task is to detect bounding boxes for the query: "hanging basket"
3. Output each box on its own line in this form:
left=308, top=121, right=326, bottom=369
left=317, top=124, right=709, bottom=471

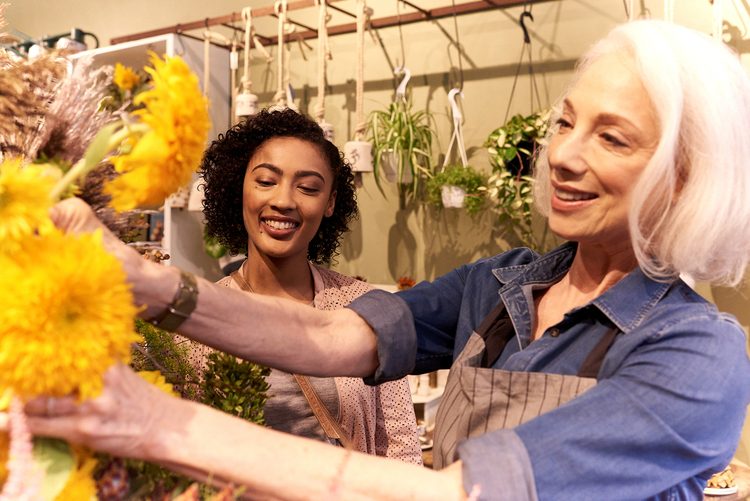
left=235, top=92, right=259, bottom=118
left=380, top=150, right=413, bottom=184
left=344, top=140, right=373, bottom=173
left=319, top=121, right=335, bottom=142
left=441, top=184, right=466, bottom=208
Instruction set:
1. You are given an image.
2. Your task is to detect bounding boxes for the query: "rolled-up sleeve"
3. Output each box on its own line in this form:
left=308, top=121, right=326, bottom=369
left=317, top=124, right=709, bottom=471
left=347, top=289, right=417, bottom=385
left=458, top=430, right=538, bottom=501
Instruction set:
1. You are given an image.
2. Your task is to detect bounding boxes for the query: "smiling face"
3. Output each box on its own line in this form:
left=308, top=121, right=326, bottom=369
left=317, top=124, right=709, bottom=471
left=242, top=136, right=336, bottom=263
left=547, top=52, right=660, bottom=252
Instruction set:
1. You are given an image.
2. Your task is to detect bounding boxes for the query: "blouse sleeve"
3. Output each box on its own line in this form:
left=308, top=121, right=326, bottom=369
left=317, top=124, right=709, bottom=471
left=374, top=378, right=423, bottom=465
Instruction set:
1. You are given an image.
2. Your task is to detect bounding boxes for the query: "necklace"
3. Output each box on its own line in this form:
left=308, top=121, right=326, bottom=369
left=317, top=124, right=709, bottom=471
left=230, top=267, right=315, bottom=307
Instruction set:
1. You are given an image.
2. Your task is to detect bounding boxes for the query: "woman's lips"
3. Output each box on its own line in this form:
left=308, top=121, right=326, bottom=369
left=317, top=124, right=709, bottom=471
left=260, top=217, right=300, bottom=237
left=551, top=187, right=598, bottom=211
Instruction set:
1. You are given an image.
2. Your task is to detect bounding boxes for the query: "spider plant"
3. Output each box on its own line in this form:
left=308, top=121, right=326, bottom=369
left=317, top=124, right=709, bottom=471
left=367, top=97, right=435, bottom=202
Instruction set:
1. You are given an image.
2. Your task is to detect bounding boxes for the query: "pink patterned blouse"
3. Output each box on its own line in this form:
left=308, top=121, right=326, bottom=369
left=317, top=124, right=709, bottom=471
left=178, top=264, right=422, bottom=464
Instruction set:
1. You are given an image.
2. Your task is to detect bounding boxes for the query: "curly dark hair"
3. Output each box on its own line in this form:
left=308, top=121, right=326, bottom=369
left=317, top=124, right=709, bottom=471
left=200, top=108, right=358, bottom=265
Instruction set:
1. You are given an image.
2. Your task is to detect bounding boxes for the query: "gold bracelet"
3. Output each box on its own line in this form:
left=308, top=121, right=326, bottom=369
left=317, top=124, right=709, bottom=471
left=148, top=270, right=198, bottom=331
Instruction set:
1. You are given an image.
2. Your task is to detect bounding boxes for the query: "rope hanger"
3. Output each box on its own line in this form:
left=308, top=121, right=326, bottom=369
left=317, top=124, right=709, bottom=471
left=503, top=2, right=543, bottom=124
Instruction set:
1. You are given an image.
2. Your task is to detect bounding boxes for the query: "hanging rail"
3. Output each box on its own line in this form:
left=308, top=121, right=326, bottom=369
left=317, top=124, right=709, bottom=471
left=110, top=0, right=553, bottom=47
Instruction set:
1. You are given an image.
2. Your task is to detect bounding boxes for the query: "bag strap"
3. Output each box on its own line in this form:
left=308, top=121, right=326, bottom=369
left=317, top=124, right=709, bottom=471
left=293, top=374, right=353, bottom=450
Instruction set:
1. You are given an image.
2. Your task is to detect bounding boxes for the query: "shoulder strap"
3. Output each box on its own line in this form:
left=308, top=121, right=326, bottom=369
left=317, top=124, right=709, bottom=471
left=577, top=326, right=620, bottom=379
left=293, top=374, right=353, bottom=449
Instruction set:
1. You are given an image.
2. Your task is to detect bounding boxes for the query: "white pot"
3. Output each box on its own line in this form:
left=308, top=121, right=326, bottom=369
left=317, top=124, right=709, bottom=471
left=319, top=121, right=335, bottom=142
left=441, top=185, right=466, bottom=208
left=235, top=92, right=258, bottom=118
left=344, top=141, right=373, bottom=173
left=381, top=150, right=412, bottom=184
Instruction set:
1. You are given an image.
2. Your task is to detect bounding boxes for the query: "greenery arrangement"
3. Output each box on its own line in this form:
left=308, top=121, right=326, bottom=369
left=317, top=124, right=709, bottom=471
left=201, top=353, right=270, bottom=424
left=484, top=110, right=551, bottom=251
left=367, top=98, right=435, bottom=202
left=426, top=164, right=487, bottom=216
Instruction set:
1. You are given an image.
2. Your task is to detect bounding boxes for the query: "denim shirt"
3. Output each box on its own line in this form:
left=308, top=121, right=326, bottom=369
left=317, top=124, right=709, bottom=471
left=348, top=243, right=750, bottom=500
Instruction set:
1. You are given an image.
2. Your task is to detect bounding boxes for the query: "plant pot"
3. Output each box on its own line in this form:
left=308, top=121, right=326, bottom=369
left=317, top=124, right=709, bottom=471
left=319, top=121, right=335, bottom=142
left=344, top=140, right=373, bottom=173
left=381, top=150, right=412, bottom=184
left=235, top=92, right=258, bottom=118
left=441, top=184, right=466, bottom=208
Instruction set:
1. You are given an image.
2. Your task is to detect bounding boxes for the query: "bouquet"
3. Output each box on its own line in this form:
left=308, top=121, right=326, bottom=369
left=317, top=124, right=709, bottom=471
left=0, top=4, right=212, bottom=497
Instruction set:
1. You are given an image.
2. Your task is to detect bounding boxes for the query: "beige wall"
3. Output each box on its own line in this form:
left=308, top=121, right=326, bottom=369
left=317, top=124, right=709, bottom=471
left=8, top=0, right=750, bottom=461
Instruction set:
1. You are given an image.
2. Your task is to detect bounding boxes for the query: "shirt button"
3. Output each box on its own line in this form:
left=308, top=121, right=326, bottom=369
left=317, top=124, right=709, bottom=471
left=548, top=328, right=560, bottom=337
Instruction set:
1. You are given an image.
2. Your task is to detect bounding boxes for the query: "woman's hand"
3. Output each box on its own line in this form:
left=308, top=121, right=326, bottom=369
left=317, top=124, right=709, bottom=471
left=24, top=364, right=183, bottom=462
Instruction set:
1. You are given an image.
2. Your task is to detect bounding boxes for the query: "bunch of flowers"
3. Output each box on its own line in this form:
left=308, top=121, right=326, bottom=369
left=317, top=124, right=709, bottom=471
left=0, top=11, right=210, bottom=496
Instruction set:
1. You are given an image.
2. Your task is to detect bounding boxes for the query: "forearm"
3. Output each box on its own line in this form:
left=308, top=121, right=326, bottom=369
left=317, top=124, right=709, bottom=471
left=134, top=261, right=378, bottom=377
left=152, top=398, right=466, bottom=501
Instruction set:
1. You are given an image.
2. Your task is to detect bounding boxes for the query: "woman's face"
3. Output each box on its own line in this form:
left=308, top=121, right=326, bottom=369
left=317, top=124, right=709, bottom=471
left=242, top=136, right=335, bottom=262
left=547, top=52, right=660, bottom=251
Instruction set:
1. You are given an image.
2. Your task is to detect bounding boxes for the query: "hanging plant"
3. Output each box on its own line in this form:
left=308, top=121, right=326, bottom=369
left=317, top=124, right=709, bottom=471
left=368, top=98, right=434, bottom=200
left=483, top=109, right=551, bottom=250
left=426, top=164, right=487, bottom=216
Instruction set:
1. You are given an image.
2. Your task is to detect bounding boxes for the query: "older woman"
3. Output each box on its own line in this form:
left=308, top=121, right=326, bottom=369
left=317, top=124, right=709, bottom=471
left=25, top=19, right=750, bottom=500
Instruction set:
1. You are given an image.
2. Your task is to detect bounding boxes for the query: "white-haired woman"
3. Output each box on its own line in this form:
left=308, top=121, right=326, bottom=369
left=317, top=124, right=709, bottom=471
left=25, top=19, right=750, bottom=500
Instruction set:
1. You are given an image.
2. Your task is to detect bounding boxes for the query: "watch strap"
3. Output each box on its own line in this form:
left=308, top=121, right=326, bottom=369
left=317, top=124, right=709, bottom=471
left=149, top=270, right=198, bottom=331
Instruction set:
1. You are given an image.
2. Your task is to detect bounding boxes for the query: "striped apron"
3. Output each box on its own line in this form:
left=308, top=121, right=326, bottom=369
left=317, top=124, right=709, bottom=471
left=433, top=302, right=619, bottom=469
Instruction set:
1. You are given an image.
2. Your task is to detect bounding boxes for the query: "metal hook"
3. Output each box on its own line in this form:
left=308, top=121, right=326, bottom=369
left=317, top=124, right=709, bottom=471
left=519, top=11, right=533, bottom=44
left=448, top=88, right=463, bottom=123
left=395, top=66, right=411, bottom=99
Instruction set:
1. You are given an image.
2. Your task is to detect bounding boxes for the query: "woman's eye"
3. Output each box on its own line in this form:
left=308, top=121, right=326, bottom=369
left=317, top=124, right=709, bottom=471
left=555, top=117, right=572, bottom=130
left=298, top=185, right=320, bottom=194
left=256, top=179, right=275, bottom=187
left=601, top=133, right=627, bottom=147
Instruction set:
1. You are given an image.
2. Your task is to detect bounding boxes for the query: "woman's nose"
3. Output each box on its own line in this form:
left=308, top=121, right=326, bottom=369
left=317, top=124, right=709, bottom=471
left=270, top=185, right=296, bottom=210
left=548, top=130, right=588, bottom=176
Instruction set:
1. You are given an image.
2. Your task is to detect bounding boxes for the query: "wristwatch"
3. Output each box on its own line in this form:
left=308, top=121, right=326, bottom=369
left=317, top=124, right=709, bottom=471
left=148, top=270, right=198, bottom=331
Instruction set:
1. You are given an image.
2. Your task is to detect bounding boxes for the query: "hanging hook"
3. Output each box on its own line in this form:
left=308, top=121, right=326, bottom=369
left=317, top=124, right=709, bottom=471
left=448, top=88, right=463, bottom=123
left=395, top=66, right=411, bottom=99
left=519, top=11, right=533, bottom=44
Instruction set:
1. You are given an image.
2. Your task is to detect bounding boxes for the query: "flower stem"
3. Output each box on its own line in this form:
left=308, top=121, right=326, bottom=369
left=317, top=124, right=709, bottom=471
left=49, top=125, right=143, bottom=201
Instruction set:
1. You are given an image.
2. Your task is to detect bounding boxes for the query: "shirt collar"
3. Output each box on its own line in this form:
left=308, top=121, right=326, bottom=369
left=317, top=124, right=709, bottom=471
left=491, top=242, right=674, bottom=333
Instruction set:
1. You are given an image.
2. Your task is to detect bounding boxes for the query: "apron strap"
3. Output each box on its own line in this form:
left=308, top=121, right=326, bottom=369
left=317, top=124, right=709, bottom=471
left=576, top=326, right=620, bottom=378
left=475, top=301, right=516, bottom=368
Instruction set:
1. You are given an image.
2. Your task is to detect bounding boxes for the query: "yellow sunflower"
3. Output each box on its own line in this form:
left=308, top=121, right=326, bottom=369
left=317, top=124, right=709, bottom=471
left=0, top=159, right=55, bottom=253
left=56, top=453, right=97, bottom=501
left=0, top=229, right=140, bottom=400
left=113, top=63, right=140, bottom=93
left=137, top=370, right=178, bottom=396
left=106, top=53, right=210, bottom=212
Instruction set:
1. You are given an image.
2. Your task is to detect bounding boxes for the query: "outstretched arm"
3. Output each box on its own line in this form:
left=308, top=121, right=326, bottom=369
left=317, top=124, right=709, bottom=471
left=51, top=198, right=379, bottom=378
left=24, top=364, right=466, bottom=501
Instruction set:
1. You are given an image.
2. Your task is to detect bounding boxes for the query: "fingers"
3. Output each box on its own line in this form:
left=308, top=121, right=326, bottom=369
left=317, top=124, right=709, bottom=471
left=25, top=395, right=79, bottom=417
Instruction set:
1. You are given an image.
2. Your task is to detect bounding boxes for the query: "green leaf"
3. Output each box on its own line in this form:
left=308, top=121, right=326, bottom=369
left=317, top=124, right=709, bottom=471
left=82, top=121, right=121, bottom=172
left=33, top=438, right=75, bottom=501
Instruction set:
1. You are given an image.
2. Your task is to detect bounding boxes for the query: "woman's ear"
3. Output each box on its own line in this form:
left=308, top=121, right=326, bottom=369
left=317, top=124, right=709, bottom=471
left=325, top=191, right=336, bottom=217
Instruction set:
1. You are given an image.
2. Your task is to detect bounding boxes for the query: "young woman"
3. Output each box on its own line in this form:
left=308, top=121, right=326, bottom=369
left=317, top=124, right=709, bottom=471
left=183, top=108, right=421, bottom=463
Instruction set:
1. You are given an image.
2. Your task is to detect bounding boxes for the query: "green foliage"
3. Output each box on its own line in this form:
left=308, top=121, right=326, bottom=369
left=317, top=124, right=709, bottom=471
left=484, top=110, right=552, bottom=251
left=200, top=352, right=270, bottom=425
left=203, top=232, right=227, bottom=259
left=485, top=110, right=550, bottom=175
left=131, top=319, right=200, bottom=399
left=426, top=164, right=488, bottom=215
left=367, top=97, right=435, bottom=202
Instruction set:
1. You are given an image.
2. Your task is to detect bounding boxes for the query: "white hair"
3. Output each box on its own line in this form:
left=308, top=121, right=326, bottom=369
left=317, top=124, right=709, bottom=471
left=534, top=20, right=750, bottom=286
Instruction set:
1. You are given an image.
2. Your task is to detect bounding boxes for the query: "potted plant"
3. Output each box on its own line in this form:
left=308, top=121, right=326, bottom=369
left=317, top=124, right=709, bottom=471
left=426, top=164, right=487, bottom=216
left=367, top=97, right=435, bottom=202
left=484, top=109, right=551, bottom=250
